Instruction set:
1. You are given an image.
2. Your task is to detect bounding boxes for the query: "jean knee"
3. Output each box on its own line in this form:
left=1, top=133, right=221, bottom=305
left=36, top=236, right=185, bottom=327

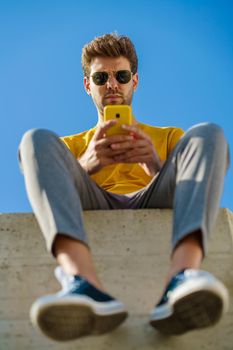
left=20, top=128, right=59, bottom=153
left=21, top=128, right=56, bottom=146
left=185, top=122, right=226, bottom=143
left=19, top=129, right=59, bottom=170
left=201, top=122, right=224, bottom=137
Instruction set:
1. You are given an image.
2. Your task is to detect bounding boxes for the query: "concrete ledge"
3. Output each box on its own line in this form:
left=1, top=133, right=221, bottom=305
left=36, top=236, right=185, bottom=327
left=0, top=208, right=233, bottom=350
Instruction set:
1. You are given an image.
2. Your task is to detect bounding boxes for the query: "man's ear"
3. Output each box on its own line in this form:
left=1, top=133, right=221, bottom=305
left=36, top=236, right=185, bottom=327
left=133, top=73, right=139, bottom=91
left=84, top=77, right=91, bottom=95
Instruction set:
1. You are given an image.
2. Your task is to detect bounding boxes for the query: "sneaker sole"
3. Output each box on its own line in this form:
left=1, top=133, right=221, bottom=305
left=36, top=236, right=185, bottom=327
left=31, top=300, right=128, bottom=341
left=150, top=289, right=224, bottom=335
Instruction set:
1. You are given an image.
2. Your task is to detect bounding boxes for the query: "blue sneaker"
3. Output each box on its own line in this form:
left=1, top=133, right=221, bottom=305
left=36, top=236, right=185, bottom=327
left=149, top=269, right=229, bottom=335
left=30, top=267, right=128, bottom=341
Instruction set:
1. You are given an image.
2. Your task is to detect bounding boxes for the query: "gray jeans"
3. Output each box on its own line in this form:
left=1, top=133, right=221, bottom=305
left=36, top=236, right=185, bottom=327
left=19, top=123, right=228, bottom=255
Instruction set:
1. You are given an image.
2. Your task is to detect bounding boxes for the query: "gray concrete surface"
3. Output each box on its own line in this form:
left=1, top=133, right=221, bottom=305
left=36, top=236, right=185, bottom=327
left=0, top=208, right=232, bottom=350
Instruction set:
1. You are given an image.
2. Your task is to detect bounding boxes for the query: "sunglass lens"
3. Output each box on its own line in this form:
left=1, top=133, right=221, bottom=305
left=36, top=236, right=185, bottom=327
left=92, top=72, right=108, bottom=85
left=116, top=70, right=132, bottom=84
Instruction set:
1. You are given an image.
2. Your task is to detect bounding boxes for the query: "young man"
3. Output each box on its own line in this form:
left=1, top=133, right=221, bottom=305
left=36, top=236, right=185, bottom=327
left=19, top=33, right=229, bottom=341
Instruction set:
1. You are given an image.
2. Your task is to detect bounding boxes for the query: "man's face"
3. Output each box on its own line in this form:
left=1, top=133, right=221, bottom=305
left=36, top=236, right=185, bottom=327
left=84, top=56, right=138, bottom=117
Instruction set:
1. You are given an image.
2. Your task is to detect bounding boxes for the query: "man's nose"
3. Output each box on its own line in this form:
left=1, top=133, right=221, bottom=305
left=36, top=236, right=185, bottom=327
left=106, top=74, right=118, bottom=90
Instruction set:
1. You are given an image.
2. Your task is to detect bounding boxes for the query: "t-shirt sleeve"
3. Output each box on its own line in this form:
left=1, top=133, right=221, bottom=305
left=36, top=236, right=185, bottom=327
left=60, top=136, right=79, bottom=157
left=60, top=131, right=92, bottom=159
left=167, top=127, right=185, bottom=155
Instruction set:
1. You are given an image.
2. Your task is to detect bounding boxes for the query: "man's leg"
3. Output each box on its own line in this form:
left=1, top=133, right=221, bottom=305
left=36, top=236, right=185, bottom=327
left=19, top=129, right=112, bottom=288
left=170, top=123, right=228, bottom=278
left=136, top=123, right=228, bottom=273
left=54, top=235, right=104, bottom=290
left=132, top=123, right=229, bottom=333
left=19, top=128, right=127, bottom=340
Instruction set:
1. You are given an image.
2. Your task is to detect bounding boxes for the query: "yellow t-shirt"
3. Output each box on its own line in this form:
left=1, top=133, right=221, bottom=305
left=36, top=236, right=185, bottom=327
left=61, top=122, right=184, bottom=194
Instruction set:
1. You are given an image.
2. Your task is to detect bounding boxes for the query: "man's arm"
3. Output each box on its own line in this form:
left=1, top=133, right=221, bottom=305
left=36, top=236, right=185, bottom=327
left=79, top=122, right=163, bottom=178
left=78, top=120, right=135, bottom=175
left=110, top=124, right=164, bottom=177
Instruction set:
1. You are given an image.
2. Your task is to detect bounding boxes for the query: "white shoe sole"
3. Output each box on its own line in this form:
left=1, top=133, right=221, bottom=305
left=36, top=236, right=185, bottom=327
left=150, top=274, right=229, bottom=335
left=30, top=294, right=128, bottom=341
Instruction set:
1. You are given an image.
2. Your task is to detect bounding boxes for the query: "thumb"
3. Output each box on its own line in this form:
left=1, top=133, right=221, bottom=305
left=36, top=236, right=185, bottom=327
left=93, top=120, right=117, bottom=140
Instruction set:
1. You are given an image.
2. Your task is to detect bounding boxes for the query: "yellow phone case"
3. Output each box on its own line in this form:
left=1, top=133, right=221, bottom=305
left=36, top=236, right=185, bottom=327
left=103, top=105, right=132, bottom=136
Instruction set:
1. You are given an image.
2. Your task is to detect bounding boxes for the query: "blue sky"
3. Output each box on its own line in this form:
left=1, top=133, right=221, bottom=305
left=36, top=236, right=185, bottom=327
left=0, top=0, right=232, bottom=213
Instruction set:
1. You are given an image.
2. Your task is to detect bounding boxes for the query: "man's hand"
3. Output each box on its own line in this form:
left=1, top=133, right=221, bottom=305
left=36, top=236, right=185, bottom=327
left=78, top=120, right=134, bottom=175
left=79, top=122, right=163, bottom=177
left=110, top=124, right=163, bottom=177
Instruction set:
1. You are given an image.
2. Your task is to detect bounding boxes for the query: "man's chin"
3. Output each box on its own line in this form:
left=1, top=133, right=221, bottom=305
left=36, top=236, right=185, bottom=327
left=103, top=99, right=125, bottom=106
left=108, top=100, right=122, bottom=105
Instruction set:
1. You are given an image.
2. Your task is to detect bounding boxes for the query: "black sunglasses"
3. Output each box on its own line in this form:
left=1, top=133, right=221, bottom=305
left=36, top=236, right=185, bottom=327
left=91, top=70, right=133, bottom=86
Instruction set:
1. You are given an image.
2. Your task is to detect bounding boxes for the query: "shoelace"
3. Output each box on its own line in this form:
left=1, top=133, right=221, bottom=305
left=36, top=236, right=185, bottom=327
left=54, top=266, right=78, bottom=292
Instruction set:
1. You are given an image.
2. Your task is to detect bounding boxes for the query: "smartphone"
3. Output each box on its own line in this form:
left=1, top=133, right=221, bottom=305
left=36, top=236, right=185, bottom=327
left=103, top=105, right=132, bottom=136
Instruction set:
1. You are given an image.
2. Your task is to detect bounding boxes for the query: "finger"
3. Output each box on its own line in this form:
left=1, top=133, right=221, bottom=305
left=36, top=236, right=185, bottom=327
left=91, top=141, right=132, bottom=160
left=105, top=147, right=133, bottom=157
left=114, top=154, right=152, bottom=163
left=95, top=135, right=134, bottom=151
left=114, top=147, right=149, bottom=161
left=93, top=120, right=117, bottom=141
left=110, top=139, right=147, bottom=150
left=107, top=134, right=135, bottom=144
left=97, top=140, right=136, bottom=157
left=121, top=124, right=151, bottom=141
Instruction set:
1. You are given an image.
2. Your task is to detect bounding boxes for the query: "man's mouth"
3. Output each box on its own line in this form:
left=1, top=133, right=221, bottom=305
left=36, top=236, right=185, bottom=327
left=105, top=94, right=122, bottom=100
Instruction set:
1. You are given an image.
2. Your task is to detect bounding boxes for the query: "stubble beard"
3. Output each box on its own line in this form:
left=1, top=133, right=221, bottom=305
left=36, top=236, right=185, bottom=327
left=98, top=91, right=134, bottom=116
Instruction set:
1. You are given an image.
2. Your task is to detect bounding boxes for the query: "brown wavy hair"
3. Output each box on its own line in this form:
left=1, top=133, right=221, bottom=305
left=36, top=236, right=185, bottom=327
left=81, top=33, right=138, bottom=78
